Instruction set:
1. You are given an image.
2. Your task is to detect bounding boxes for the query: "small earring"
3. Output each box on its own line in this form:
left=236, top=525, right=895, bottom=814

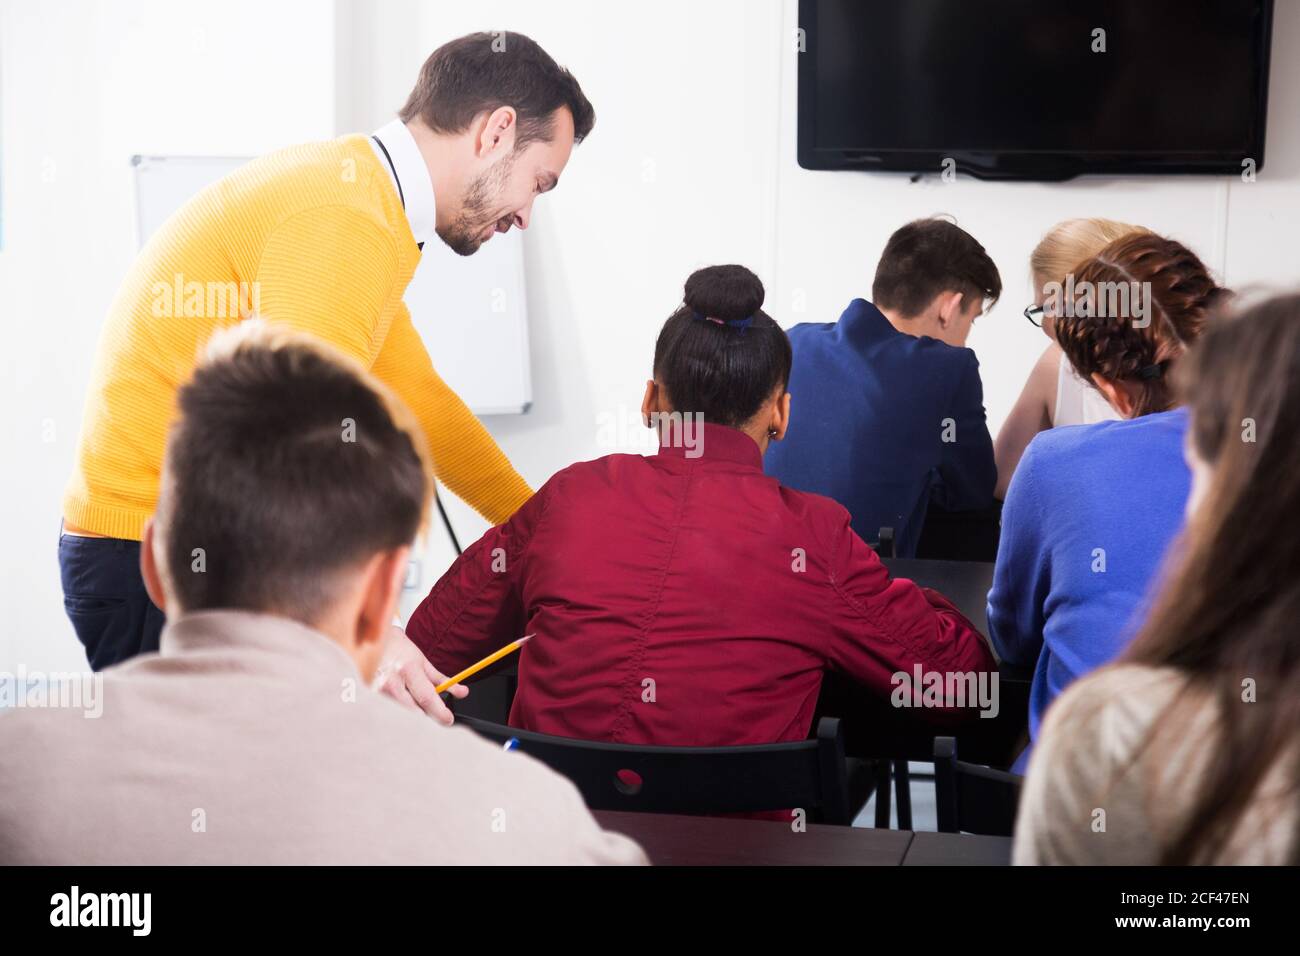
left=767, top=428, right=778, bottom=439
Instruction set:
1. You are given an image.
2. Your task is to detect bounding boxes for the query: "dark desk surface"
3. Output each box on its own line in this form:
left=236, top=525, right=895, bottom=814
left=881, top=557, right=994, bottom=638
left=902, top=830, right=1013, bottom=866
left=593, top=810, right=1011, bottom=866
left=881, top=556, right=1032, bottom=678
left=595, top=810, right=912, bottom=865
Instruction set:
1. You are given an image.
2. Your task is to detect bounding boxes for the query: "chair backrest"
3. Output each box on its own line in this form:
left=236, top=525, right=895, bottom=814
left=458, top=715, right=856, bottom=824
left=934, top=736, right=1024, bottom=835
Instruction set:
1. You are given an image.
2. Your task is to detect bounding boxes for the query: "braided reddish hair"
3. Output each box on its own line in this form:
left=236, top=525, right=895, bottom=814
left=1054, top=233, right=1229, bottom=416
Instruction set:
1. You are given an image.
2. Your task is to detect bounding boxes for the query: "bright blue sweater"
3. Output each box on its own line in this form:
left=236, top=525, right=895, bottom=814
left=765, top=299, right=995, bottom=557
left=987, top=408, right=1191, bottom=771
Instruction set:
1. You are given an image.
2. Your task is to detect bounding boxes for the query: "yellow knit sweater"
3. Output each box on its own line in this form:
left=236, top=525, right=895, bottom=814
left=63, top=135, right=533, bottom=540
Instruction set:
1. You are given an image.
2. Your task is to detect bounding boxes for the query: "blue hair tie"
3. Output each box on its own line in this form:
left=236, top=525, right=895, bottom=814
left=693, top=311, right=753, bottom=333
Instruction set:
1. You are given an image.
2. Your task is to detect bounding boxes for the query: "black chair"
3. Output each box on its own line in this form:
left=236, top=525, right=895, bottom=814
left=458, top=714, right=872, bottom=825
left=933, top=736, right=1024, bottom=835
left=450, top=669, right=517, bottom=724
left=915, top=501, right=1003, bottom=562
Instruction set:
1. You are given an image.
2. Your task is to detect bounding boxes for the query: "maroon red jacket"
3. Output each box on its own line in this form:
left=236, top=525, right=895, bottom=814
left=408, top=423, right=994, bottom=747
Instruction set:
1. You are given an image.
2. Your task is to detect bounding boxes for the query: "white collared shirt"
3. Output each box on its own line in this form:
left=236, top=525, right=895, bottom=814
left=369, top=118, right=437, bottom=248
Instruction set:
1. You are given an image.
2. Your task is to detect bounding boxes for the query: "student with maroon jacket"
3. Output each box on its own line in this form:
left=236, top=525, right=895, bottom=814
left=390, top=265, right=995, bottom=747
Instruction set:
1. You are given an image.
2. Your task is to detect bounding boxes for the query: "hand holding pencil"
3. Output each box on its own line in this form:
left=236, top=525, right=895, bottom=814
left=435, top=635, right=533, bottom=694
left=375, top=625, right=468, bottom=726
left=376, top=627, right=533, bottom=725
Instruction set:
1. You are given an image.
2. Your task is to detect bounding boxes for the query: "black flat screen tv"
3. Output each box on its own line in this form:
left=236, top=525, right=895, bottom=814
left=797, top=0, right=1274, bottom=180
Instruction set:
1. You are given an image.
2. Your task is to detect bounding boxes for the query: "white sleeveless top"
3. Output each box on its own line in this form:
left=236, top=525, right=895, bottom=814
left=1054, top=357, right=1121, bottom=426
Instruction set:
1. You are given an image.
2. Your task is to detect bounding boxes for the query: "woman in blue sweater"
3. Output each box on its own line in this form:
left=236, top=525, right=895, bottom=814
left=987, top=233, right=1229, bottom=770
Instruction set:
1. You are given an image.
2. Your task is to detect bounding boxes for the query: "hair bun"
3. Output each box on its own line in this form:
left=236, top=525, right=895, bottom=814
left=684, top=265, right=765, bottom=322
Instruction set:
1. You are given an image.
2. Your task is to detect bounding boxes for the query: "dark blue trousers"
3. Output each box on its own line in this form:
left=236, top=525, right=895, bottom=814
left=58, top=532, right=164, bottom=670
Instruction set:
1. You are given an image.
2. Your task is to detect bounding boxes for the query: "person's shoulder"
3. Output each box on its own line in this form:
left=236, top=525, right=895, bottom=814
left=0, top=707, right=65, bottom=749
left=890, top=323, right=979, bottom=376
left=1011, top=424, right=1083, bottom=494
left=242, top=135, right=376, bottom=188
left=1034, top=342, right=1064, bottom=376
left=786, top=320, right=836, bottom=337
left=775, top=483, right=856, bottom=538
left=359, top=699, right=646, bottom=863
left=546, top=452, right=658, bottom=491
left=1021, top=407, right=1132, bottom=467
left=1039, top=664, right=1186, bottom=767
left=1033, top=407, right=1187, bottom=465
left=1053, top=663, right=1185, bottom=714
left=791, top=299, right=886, bottom=348
left=517, top=453, right=670, bottom=527
left=0, top=705, right=97, bottom=787
left=1023, top=420, right=1091, bottom=459
left=1030, top=664, right=1190, bottom=813
left=1111, top=406, right=1190, bottom=442
left=352, top=692, right=548, bottom=782
left=228, top=136, right=393, bottom=228
left=784, top=320, right=837, bottom=354
left=1015, top=664, right=1184, bottom=864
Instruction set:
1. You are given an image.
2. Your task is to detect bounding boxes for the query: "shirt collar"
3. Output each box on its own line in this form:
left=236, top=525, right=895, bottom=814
left=369, top=118, right=438, bottom=248
left=837, top=298, right=897, bottom=349
left=159, top=609, right=359, bottom=679
left=655, top=421, right=764, bottom=470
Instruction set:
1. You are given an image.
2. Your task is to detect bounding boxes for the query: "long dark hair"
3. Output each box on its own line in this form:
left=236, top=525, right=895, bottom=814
left=1121, top=293, right=1300, bottom=864
left=652, top=265, right=792, bottom=429
left=1054, top=233, right=1228, bottom=417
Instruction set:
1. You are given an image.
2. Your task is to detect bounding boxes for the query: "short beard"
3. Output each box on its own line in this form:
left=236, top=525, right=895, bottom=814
left=436, top=151, right=516, bottom=257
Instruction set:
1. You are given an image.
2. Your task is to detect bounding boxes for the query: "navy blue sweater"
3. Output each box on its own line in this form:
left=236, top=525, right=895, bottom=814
left=765, top=299, right=995, bottom=557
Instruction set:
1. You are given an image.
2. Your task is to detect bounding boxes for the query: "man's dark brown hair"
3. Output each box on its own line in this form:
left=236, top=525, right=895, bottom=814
left=400, top=31, right=595, bottom=150
left=156, top=324, right=430, bottom=624
left=871, top=217, right=1002, bottom=318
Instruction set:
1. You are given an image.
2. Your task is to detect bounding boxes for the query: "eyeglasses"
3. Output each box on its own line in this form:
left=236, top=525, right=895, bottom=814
left=1024, top=304, right=1045, bottom=328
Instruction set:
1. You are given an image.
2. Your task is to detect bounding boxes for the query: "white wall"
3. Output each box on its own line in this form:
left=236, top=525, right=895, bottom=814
left=399, top=0, right=789, bottom=597
left=767, top=1, right=1300, bottom=441
left=0, top=0, right=336, bottom=673
left=4, top=0, right=1299, bottom=670
left=419, top=0, right=1300, bottom=574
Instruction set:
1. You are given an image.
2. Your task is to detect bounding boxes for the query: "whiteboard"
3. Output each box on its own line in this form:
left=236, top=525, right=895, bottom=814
left=132, top=154, right=532, bottom=415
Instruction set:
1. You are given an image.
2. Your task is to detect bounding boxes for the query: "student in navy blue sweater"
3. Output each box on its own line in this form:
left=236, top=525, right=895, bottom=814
left=988, top=232, right=1230, bottom=771
left=766, top=218, right=1001, bottom=557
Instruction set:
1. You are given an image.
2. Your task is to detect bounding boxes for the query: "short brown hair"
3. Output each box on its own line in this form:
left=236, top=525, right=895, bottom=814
left=400, top=32, right=595, bottom=150
left=156, top=323, right=431, bottom=623
left=872, top=217, right=1002, bottom=318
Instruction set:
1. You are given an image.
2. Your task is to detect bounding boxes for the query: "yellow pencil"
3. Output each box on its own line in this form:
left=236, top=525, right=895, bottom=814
left=436, top=635, right=533, bottom=694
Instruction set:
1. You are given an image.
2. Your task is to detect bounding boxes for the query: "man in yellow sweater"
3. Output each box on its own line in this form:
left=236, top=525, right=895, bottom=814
left=60, top=31, right=594, bottom=669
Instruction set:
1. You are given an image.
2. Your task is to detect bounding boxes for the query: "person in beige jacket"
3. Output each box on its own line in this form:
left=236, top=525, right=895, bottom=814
left=0, top=323, right=645, bottom=866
